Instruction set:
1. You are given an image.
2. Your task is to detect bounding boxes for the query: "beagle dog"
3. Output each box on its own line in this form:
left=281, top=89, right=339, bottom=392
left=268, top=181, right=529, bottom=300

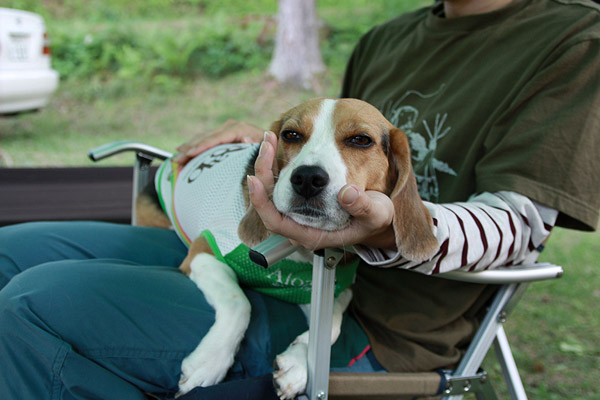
left=138, top=98, right=438, bottom=399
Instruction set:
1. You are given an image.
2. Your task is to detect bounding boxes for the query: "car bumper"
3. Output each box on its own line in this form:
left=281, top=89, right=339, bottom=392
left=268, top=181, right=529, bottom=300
left=0, top=68, right=59, bottom=113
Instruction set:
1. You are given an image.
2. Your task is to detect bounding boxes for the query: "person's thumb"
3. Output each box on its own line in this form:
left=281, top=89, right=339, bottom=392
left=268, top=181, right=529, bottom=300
left=339, top=185, right=368, bottom=215
left=339, top=184, right=394, bottom=225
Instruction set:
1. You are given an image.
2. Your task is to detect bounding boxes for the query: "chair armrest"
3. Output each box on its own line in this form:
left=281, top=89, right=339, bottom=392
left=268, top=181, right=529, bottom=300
left=439, top=263, right=563, bottom=284
left=250, top=236, right=563, bottom=285
left=88, top=140, right=173, bottom=162
left=87, top=140, right=172, bottom=225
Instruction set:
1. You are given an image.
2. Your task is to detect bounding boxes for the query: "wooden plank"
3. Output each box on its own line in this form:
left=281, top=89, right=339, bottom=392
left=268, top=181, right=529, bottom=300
left=328, top=372, right=442, bottom=399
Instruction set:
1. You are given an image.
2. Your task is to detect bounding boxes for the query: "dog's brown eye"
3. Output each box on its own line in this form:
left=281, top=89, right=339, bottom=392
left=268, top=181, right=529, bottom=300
left=281, top=130, right=304, bottom=143
left=345, top=135, right=373, bottom=148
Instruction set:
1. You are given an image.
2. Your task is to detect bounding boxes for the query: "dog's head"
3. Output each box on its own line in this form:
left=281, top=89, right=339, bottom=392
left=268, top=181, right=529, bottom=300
left=239, top=98, right=437, bottom=262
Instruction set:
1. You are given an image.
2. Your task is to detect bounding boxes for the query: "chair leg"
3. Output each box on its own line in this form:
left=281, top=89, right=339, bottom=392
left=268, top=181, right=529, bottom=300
left=453, top=284, right=519, bottom=377
left=493, top=326, right=527, bottom=400
left=305, top=250, right=342, bottom=400
left=443, top=284, right=520, bottom=400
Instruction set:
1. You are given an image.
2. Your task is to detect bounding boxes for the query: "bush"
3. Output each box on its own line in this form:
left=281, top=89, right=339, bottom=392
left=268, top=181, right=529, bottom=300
left=6, top=0, right=429, bottom=88
left=51, top=28, right=140, bottom=79
left=49, top=16, right=273, bottom=83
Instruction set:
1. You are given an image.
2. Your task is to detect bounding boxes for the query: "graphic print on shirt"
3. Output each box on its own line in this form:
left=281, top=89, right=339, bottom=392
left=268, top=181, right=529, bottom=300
left=382, top=84, right=456, bottom=202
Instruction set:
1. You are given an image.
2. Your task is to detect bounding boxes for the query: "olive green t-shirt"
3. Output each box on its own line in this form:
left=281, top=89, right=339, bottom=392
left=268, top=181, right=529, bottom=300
left=341, top=0, right=600, bottom=372
left=342, top=0, right=600, bottom=231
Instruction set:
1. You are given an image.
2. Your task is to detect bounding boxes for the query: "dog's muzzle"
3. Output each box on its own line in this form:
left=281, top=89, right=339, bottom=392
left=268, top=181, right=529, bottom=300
left=274, top=164, right=350, bottom=231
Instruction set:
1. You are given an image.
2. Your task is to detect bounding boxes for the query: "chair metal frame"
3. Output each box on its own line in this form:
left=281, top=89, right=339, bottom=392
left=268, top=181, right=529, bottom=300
left=88, top=140, right=171, bottom=225
left=89, top=141, right=564, bottom=400
left=259, top=244, right=562, bottom=400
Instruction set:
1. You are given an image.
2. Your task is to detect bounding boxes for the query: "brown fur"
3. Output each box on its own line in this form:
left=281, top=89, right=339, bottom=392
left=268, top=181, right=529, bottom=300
left=387, top=128, right=438, bottom=261
left=135, top=195, right=172, bottom=229
left=179, top=236, right=215, bottom=276
left=237, top=147, right=271, bottom=247
left=333, top=100, right=393, bottom=194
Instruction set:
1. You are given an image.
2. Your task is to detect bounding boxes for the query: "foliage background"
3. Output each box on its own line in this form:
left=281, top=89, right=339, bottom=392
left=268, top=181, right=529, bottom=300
left=0, top=1, right=598, bottom=398
left=1, top=0, right=427, bottom=166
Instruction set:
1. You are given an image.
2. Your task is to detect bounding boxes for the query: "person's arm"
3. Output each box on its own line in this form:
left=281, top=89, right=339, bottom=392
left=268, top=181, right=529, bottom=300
left=354, top=191, right=558, bottom=274
left=248, top=133, right=558, bottom=273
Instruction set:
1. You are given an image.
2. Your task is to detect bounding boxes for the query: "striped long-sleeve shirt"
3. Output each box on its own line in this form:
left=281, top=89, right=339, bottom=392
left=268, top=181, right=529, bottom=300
left=355, top=191, right=558, bottom=274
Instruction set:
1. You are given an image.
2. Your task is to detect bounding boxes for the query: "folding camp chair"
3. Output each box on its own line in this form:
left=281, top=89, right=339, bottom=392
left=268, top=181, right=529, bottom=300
left=89, top=140, right=564, bottom=400
left=251, top=238, right=563, bottom=400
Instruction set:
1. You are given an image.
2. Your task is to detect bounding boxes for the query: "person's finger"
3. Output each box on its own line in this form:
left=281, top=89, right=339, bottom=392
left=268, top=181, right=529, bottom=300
left=173, top=119, right=264, bottom=167
left=264, top=131, right=279, bottom=174
left=253, top=137, right=276, bottom=192
left=171, top=152, right=189, bottom=165
left=338, top=186, right=396, bottom=249
left=173, top=133, right=259, bottom=166
left=339, top=185, right=394, bottom=227
left=264, top=130, right=278, bottom=147
left=173, top=137, right=215, bottom=165
left=247, top=175, right=284, bottom=230
left=339, top=185, right=361, bottom=208
left=185, top=134, right=234, bottom=157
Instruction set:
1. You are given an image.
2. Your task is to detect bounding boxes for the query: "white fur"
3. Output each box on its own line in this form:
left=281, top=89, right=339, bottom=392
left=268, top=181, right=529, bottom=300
left=177, top=253, right=251, bottom=396
left=273, top=99, right=350, bottom=231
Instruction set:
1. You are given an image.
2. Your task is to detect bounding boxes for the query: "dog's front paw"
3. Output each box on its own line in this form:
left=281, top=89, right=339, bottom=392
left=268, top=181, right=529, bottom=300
left=273, top=341, right=309, bottom=400
left=176, top=340, right=235, bottom=397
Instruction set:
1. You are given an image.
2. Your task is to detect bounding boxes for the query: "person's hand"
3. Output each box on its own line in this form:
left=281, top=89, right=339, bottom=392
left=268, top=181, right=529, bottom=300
left=247, top=132, right=397, bottom=251
left=172, top=119, right=265, bottom=166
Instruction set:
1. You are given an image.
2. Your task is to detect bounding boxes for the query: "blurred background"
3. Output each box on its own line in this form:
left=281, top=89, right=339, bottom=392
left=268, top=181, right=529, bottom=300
left=0, top=1, right=598, bottom=398
left=0, top=0, right=428, bottom=167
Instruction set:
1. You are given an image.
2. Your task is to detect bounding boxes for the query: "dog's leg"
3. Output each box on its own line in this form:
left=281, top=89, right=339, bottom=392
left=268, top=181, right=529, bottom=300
left=177, top=253, right=251, bottom=396
left=273, top=288, right=352, bottom=400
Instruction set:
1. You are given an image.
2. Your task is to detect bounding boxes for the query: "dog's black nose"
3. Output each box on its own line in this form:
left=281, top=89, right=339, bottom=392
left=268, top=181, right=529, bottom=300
left=290, top=165, right=329, bottom=199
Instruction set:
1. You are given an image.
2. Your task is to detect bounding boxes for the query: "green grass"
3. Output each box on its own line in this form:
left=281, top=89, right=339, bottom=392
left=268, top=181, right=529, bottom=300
left=1, top=1, right=599, bottom=398
left=0, top=0, right=431, bottom=166
left=482, top=228, right=600, bottom=399
left=0, top=71, right=341, bottom=166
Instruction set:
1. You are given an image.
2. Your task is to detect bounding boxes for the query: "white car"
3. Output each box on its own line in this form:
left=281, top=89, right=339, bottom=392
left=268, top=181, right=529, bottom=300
left=0, top=7, right=59, bottom=114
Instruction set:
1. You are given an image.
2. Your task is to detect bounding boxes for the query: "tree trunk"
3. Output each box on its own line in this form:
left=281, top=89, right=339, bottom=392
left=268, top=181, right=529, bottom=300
left=269, top=0, right=325, bottom=90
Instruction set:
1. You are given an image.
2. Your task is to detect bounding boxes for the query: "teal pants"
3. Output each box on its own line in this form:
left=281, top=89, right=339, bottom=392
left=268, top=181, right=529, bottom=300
left=0, top=221, right=375, bottom=400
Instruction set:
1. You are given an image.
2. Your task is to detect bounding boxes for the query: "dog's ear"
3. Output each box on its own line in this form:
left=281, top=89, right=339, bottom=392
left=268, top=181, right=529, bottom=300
left=238, top=204, right=270, bottom=247
left=238, top=117, right=284, bottom=246
left=237, top=134, right=273, bottom=247
left=387, top=128, right=438, bottom=262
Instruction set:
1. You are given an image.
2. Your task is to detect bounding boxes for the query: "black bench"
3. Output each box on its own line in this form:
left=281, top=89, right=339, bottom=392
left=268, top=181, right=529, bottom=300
left=0, top=167, right=135, bottom=226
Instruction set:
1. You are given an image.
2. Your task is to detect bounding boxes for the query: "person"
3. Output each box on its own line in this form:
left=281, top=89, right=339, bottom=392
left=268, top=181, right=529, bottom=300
left=1, top=0, right=598, bottom=399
